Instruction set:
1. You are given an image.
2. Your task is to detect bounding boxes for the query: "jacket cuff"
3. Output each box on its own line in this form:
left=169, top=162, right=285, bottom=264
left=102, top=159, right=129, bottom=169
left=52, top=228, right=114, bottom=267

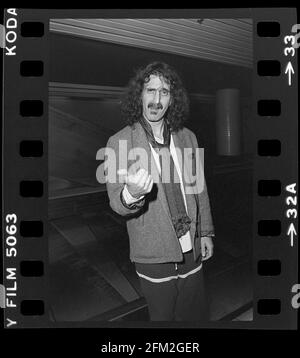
left=122, top=184, right=145, bottom=204
left=200, top=231, right=215, bottom=238
left=120, top=188, right=145, bottom=210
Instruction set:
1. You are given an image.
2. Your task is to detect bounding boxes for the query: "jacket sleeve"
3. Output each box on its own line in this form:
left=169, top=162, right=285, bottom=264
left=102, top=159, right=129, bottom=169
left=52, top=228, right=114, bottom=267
left=105, top=135, right=145, bottom=217
left=198, top=178, right=215, bottom=237
left=190, top=131, right=215, bottom=237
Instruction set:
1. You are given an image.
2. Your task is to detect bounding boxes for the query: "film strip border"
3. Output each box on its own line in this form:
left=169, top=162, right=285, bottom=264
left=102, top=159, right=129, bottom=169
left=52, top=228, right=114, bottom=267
left=253, top=9, right=298, bottom=328
left=1, top=8, right=298, bottom=328
left=2, top=12, right=49, bottom=328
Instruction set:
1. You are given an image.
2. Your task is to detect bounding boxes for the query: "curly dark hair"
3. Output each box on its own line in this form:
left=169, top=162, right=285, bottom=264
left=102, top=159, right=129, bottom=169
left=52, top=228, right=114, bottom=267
left=121, top=61, right=189, bottom=132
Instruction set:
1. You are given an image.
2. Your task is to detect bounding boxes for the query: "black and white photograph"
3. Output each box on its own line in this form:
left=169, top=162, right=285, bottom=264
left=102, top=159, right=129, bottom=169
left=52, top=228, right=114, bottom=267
left=1, top=7, right=299, bottom=356
left=48, top=16, right=254, bottom=324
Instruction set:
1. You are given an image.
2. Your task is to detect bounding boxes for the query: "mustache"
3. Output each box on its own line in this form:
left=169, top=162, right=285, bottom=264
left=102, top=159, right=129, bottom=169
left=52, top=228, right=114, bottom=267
left=148, top=103, right=163, bottom=110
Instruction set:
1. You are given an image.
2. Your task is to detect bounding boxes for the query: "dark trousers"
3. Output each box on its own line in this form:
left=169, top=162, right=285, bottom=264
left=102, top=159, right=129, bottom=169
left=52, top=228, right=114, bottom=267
left=136, top=252, right=209, bottom=322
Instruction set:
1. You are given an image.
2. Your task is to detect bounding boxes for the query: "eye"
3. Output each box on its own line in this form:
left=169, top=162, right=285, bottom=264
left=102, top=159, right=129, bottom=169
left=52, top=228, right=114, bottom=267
left=147, top=88, right=155, bottom=93
left=161, top=89, right=170, bottom=96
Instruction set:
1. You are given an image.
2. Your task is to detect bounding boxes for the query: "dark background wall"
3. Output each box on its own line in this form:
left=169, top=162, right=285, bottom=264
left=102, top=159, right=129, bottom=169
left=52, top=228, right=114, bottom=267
left=50, top=33, right=252, bottom=95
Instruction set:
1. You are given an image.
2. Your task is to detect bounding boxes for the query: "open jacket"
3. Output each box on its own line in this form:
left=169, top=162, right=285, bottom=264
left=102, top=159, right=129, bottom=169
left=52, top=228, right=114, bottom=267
left=105, top=121, right=214, bottom=264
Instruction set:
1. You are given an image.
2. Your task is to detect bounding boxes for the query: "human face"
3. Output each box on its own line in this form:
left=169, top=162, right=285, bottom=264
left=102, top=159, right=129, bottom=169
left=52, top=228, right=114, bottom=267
left=142, top=74, right=171, bottom=123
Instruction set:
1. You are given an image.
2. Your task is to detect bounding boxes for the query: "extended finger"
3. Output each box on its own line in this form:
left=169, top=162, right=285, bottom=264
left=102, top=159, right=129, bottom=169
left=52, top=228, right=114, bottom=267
left=133, top=168, right=145, bottom=181
left=117, top=169, right=128, bottom=183
left=127, top=168, right=143, bottom=185
left=136, top=169, right=149, bottom=186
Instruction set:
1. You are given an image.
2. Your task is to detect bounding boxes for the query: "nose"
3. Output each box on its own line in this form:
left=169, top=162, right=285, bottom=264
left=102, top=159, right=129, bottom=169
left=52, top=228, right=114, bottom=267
left=153, top=90, right=161, bottom=104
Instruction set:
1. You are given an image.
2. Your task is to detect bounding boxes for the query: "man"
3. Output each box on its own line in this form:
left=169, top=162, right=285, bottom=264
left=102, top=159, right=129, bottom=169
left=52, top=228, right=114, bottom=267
left=105, top=62, right=214, bottom=321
